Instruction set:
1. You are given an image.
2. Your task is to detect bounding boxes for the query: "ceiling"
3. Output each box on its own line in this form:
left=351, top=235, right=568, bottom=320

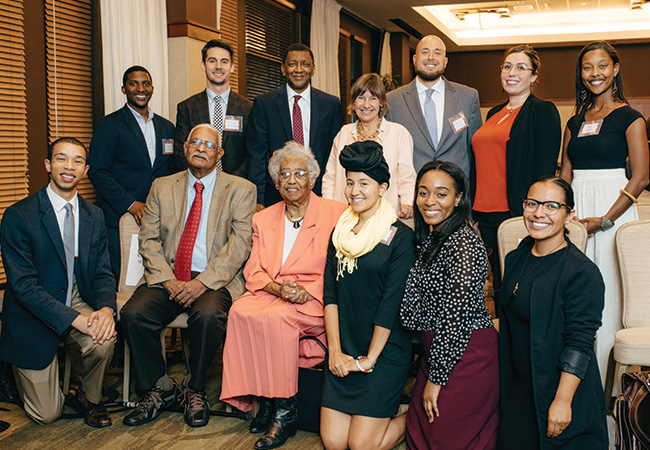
left=337, top=0, right=650, bottom=52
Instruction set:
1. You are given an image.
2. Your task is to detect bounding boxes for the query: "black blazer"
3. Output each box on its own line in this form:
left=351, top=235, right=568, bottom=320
left=88, top=105, right=175, bottom=228
left=499, top=237, right=608, bottom=446
left=246, top=84, right=342, bottom=201
left=0, top=189, right=116, bottom=370
left=471, top=94, right=561, bottom=215
left=173, top=90, right=252, bottom=177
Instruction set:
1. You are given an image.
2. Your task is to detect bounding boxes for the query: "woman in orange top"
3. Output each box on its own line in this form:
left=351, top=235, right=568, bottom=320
left=471, top=45, right=561, bottom=311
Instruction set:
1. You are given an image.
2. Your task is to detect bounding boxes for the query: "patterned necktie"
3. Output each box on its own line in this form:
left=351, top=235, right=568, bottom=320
left=174, top=182, right=204, bottom=282
left=212, top=97, right=224, bottom=170
left=424, top=88, right=439, bottom=149
left=63, top=203, right=75, bottom=306
left=292, top=95, right=304, bottom=145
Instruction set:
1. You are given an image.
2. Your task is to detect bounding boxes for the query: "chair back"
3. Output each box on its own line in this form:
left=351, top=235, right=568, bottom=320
left=118, top=212, right=143, bottom=294
left=616, top=219, right=650, bottom=329
left=497, top=217, right=588, bottom=280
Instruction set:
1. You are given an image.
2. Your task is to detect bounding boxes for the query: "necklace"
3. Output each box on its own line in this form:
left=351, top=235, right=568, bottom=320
left=356, top=120, right=381, bottom=141
left=285, top=207, right=305, bottom=229
left=512, top=240, right=566, bottom=296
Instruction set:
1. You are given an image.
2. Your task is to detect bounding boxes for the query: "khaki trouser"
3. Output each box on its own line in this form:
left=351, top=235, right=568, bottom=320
left=13, top=286, right=115, bottom=424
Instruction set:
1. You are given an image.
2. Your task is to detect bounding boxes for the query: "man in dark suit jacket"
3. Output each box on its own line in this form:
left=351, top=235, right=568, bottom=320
left=173, top=39, right=252, bottom=177
left=88, top=66, right=174, bottom=275
left=247, top=43, right=342, bottom=208
left=0, top=137, right=117, bottom=427
left=386, top=35, right=481, bottom=177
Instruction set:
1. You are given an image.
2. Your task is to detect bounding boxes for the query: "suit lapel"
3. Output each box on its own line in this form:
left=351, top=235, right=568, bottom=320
left=197, top=91, right=211, bottom=124
left=205, top=173, right=228, bottom=254
left=77, top=195, right=93, bottom=271
left=439, top=79, right=459, bottom=149
left=275, top=86, right=293, bottom=141
left=172, top=172, right=189, bottom=247
left=403, top=81, right=435, bottom=150
left=121, top=106, right=150, bottom=163
left=309, top=88, right=321, bottom=145
left=39, top=190, right=67, bottom=268
left=222, top=92, right=240, bottom=150
left=152, top=117, right=165, bottom=171
left=282, top=193, right=319, bottom=270
left=265, top=203, right=285, bottom=279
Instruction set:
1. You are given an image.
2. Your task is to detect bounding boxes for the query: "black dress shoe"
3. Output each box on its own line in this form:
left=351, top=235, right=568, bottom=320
left=123, top=382, right=180, bottom=426
left=178, top=386, right=210, bottom=427
left=250, top=397, right=275, bottom=433
left=254, top=396, right=298, bottom=450
left=0, top=362, right=20, bottom=405
left=73, top=388, right=111, bottom=428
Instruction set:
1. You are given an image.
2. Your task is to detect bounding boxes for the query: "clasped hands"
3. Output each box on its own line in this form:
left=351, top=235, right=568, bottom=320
left=327, top=349, right=375, bottom=378
left=72, top=306, right=116, bottom=345
left=164, top=279, right=208, bottom=308
left=279, top=279, right=310, bottom=304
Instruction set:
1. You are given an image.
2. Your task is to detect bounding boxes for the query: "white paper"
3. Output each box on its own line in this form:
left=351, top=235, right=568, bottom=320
left=125, top=234, right=144, bottom=286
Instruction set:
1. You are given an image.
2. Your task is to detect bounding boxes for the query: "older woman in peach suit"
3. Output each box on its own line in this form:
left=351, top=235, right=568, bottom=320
left=220, top=142, right=347, bottom=450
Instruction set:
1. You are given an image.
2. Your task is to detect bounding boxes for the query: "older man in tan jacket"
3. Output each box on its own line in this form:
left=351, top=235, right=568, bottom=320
left=121, top=124, right=255, bottom=428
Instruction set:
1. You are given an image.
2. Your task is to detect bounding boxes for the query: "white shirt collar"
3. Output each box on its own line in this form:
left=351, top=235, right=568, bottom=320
left=46, top=184, right=79, bottom=213
left=187, top=166, right=218, bottom=191
left=126, top=103, right=154, bottom=122
left=206, top=87, right=231, bottom=105
left=415, top=76, right=445, bottom=96
left=286, top=84, right=311, bottom=104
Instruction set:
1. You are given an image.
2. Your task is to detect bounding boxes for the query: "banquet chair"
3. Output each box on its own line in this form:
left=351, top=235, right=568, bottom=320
left=607, top=219, right=650, bottom=400
left=116, top=213, right=190, bottom=403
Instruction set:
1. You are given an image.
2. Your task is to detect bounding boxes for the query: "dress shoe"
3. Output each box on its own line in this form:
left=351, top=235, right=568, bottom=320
left=0, top=362, right=21, bottom=405
left=254, top=396, right=298, bottom=449
left=178, top=384, right=210, bottom=427
left=73, top=388, right=111, bottom=428
left=123, top=381, right=180, bottom=426
left=250, top=397, right=275, bottom=433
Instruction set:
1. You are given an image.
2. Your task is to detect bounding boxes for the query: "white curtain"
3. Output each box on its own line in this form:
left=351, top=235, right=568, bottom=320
left=379, top=31, right=392, bottom=77
left=310, top=0, right=341, bottom=97
left=100, top=0, right=169, bottom=117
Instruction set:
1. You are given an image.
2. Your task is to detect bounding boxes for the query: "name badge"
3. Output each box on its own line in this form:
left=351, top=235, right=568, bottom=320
left=224, top=115, right=243, bottom=132
left=449, top=112, right=468, bottom=134
left=162, top=139, right=174, bottom=154
left=577, top=120, right=603, bottom=137
left=380, top=226, right=398, bottom=246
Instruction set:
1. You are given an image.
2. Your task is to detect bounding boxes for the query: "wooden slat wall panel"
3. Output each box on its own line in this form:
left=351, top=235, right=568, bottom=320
left=220, top=0, right=239, bottom=92
left=44, top=0, right=95, bottom=202
left=0, top=0, right=29, bottom=283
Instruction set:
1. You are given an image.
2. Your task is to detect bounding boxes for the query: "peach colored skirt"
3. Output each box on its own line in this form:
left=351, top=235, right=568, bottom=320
left=219, top=293, right=326, bottom=412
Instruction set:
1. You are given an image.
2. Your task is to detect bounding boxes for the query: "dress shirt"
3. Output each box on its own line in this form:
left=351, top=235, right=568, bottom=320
left=416, top=77, right=445, bottom=145
left=127, top=104, right=156, bottom=166
left=183, top=167, right=218, bottom=272
left=286, top=84, right=311, bottom=150
left=206, top=87, right=231, bottom=136
left=46, top=184, right=79, bottom=257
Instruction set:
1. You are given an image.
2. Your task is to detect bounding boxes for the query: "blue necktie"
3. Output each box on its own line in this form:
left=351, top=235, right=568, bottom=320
left=424, top=88, right=439, bottom=149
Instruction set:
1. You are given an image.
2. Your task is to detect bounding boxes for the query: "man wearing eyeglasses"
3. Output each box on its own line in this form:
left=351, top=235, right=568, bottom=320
left=386, top=35, right=482, bottom=177
left=121, top=124, right=255, bottom=428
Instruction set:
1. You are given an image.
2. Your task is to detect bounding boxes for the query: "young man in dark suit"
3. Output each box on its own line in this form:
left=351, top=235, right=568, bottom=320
left=173, top=39, right=252, bottom=178
left=247, top=43, right=342, bottom=208
left=88, top=66, right=175, bottom=275
left=0, top=137, right=117, bottom=427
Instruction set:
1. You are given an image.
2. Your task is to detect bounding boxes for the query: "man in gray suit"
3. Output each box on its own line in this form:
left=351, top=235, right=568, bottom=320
left=386, top=35, right=481, bottom=177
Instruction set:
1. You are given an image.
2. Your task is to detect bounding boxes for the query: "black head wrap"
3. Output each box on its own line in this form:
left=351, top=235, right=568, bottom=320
left=339, top=140, right=390, bottom=187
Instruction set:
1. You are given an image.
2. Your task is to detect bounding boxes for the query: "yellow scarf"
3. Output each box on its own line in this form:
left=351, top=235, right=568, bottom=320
left=332, top=197, right=397, bottom=280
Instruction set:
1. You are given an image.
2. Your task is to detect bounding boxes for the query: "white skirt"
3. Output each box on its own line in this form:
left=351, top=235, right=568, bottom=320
left=572, top=169, right=638, bottom=385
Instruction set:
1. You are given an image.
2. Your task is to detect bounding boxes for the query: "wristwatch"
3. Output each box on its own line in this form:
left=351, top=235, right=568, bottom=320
left=601, top=217, right=615, bottom=231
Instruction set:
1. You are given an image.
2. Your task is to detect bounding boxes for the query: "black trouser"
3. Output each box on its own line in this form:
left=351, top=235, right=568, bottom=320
left=473, top=210, right=511, bottom=316
left=121, top=282, right=232, bottom=393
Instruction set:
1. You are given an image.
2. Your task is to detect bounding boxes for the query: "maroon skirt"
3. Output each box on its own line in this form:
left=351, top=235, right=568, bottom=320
left=406, top=327, right=500, bottom=450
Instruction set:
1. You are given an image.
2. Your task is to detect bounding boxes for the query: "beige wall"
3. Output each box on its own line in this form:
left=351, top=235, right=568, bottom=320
left=167, top=36, right=208, bottom=123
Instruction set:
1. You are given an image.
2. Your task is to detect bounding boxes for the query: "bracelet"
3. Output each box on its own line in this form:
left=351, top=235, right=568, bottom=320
left=355, top=356, right=374, bottom=373
left=620, top=189, right=638, bottom=204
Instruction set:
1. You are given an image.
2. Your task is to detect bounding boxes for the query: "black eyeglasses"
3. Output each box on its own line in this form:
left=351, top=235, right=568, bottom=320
left=187, top=138, right=219, bottom=152
left=522, top=198, right=571, bottom=215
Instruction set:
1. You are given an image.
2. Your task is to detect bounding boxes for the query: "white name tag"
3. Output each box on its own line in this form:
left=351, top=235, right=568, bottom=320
left=380, top=226, right=398, bottom=246
left=162, top=139, right=174, bottom=154
left=449, top=112, right=468, bottom=134
left=224, top=115, right=243, bottom=132
left=578, top=120, right=603, bottom=137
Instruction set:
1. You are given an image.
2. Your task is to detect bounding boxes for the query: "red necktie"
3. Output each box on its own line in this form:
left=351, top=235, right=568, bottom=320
left=292, top=95, right=304, bottom=145
left=174, top=182, right=204, bottom=281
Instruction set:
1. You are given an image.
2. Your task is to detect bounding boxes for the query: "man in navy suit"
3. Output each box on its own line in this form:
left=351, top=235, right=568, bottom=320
left=174, top=39, right=252, bottom=177
left=247, top=43, right=342, bottom=208
left=0, top=137, right=117, bottom=427
left=88, top=66, right=175, bottom=274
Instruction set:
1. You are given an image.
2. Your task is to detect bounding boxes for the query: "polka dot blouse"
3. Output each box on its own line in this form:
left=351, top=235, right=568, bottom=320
left=400, top=224, right=494, bottom=385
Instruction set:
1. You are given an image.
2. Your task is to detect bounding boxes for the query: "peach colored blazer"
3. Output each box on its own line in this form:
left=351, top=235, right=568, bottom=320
left=240, top=192, right=347, bottom=316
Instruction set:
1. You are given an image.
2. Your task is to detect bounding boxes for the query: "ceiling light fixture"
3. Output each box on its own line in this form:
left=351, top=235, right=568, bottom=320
left=452, top=7, right=510, bottom=30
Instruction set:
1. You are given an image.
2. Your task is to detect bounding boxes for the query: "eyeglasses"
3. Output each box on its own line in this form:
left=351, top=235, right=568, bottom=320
left=278, top=170, right=308, bottom=181
left=522, top=198, right=571, bottom=215
left=187, top=138, right=219, bottom=152
left=500, top=63, right=533, bottom=74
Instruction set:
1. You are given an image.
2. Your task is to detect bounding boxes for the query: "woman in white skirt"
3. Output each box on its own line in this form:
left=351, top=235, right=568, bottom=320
left=560, top=41, right=649, bottom=385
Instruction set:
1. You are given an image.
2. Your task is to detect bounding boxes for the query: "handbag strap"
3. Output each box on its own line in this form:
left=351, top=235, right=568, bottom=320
left=633, top=371, right=650, bottom=392
left=299, top=335, right=328, bottom=353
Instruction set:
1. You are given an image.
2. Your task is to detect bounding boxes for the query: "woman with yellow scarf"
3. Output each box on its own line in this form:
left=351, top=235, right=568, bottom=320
left=320, top=140, right=415, bottom=450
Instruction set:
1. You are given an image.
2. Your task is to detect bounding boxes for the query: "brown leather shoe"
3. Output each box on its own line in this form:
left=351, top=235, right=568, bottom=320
left=178, top=382, right=210, bottom=427
left=74, top=388, right=112, bottom=428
